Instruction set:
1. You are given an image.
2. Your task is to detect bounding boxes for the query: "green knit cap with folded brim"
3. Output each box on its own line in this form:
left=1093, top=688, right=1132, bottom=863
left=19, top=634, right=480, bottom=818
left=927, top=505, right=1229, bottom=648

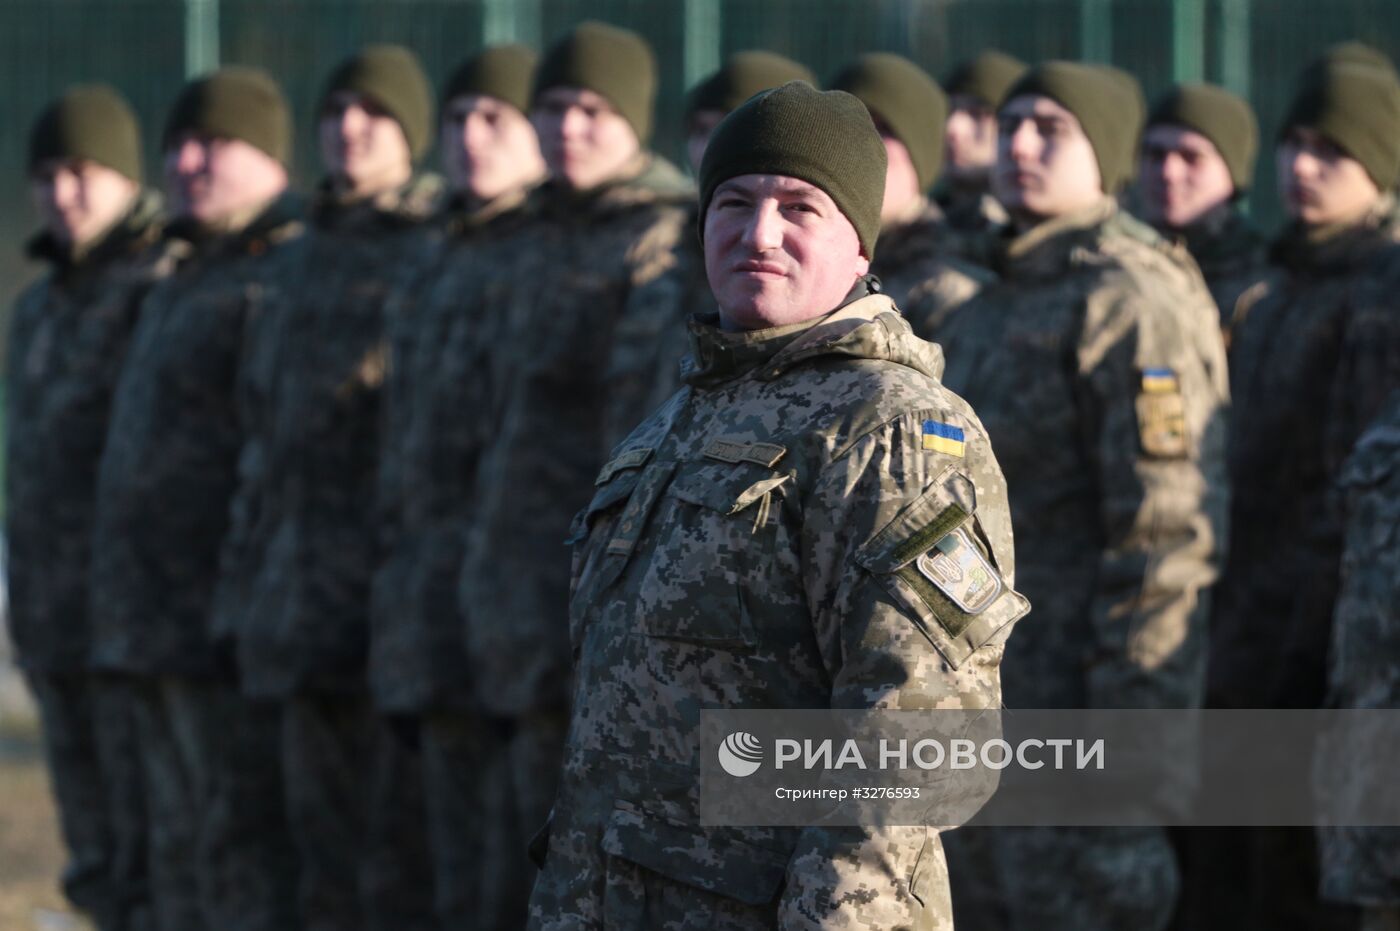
left=831, top=52, right=948, bottom=192
left=944, top=50, right=1028, bottom=110
left=321, top=44, right=434, bottom=161
left=1003, top=61, right=1145, bottom=194
left=685, top=50, right=816, bottom=122
left=442, top=45, right=538, bottom=117
left=1148, top=83, right=1259, bottom=191
left=165, top=66, right=293, bottom=165
left=30, top=84, right=143, bottom=182
left=533, top=21, right=656, bottom=144
left=699, top=81, right=886, bottom=259
left=1282, top=60, right=1400, bottom=190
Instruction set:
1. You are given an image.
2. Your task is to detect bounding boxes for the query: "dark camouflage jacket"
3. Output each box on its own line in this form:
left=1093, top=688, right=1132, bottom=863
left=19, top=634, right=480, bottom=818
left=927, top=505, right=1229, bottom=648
left=1162, top=207, right=1269, bottom=339
left=214, top=175, right=443, bottom=698
left=369, top=187, right=533, bottom=713
left=873, top=201, right=993, bottom=330
left=928, top=198, right=1229, bottom=711
left=935, top=179, right=1009, bottom=238
left=529, top=293, right=1026, bottom=930
left=89, top=193, right=304, bottom=677
left=457, top=154, right=693, bottom=717
left=1211, top=199, right=1400, bottom=709
left=4, top=192, right=165, bottom=672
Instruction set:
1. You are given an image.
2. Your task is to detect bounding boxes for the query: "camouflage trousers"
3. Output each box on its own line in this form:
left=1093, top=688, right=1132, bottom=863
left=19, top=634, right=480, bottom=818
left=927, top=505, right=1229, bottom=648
left=130, top=676, right=301, bottom=931
left=419, top=708, right=567, bottom=930
left=282, top=691, right=438, bottom=931
left=25, top=669, right=151, bottom=931
left=946, top=826, right=1178, bottom=931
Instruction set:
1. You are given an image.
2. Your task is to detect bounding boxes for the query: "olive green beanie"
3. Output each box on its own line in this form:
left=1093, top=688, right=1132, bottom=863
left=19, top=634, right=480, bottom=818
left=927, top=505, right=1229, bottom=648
left=30, top=84, right=143, bottom=182
left=830, top=52, right=948, bottom=191
left=1283, top=60, right=1400, bottom=190
left=534, top=21, right=656, bottom=144
left=1147, top=83, right=1259, bottom=191
left=442, top=44, right=538, bottom=116
left=1003, top=61, right=1143, bottom=193
left=1305, top=41, right=1399, bottom=82
left=322, top=44, right=434, bottom=161
left=685, top=50, right=815, bottom=122
left=699, top=81, right=886, bottom=258
left=165, top=66, right=293, bottom=165
left=944, top=50, right=1027, bottom=109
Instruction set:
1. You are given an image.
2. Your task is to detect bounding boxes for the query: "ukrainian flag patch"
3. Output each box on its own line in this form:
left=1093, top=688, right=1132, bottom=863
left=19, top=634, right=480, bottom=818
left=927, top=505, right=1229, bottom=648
left=922, top=420, right=966, bottom=458
left=1141, top=367, right=1179, bottom=394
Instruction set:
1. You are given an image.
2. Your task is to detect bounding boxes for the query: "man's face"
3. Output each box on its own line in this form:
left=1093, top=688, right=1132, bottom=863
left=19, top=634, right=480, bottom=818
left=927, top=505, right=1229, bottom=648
left=1277, top=126, right=1381, bottom=226
left=319, top=90, right=413, bottom=197
left=532, top=86, right=641, bottom=191
left=686, top=109, right=725, bottom=176
left=877, top=120, right=923, bottom=224
left=440, top=93, right=545, bottom=201
left=945, top=93, right=999, bottom=181
left=29, top=158, right=138, bottom=249
left=1138, top=124, right=1237, bottom=229
left=703, top=173, right=870, bottom=332
left=994, top=94, right=1103, bottom=220
left=164, top=132, right=288, bottom=225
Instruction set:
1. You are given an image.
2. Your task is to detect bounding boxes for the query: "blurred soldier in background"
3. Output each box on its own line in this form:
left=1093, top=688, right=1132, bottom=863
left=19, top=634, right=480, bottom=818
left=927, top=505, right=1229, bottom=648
left=88, top=66, right=304, bottom=931
left=1138, top=83, right=1268, bottom=338
left=7, top=84, right=163, bottom=931
left=938, top=49, right=1025, bottom=234
left=212, top=44, right=441, bottom=931
left=918, top=61, right=1229, bottom=931
left=1208, top=54, right=1400, bottom=931
left=370, top=43, right=546, bottom=930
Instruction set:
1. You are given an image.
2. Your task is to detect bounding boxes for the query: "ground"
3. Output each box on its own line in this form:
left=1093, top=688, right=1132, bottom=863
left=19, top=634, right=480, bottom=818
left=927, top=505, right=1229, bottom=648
left=0, top=722, right=83, bottom=931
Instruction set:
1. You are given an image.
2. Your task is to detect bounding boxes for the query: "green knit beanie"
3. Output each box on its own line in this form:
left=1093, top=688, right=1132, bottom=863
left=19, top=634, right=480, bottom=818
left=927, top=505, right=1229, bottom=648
left=1283, top=61, right=1400, bottom=190
left=442, top=44, right=538, bottom=117
left=686, top=50, right=815, bottom=122
left=30, top=84, right=143, bottom=182
left=699, top=81, right=886, bottom=258
left=322, top=44, right=434, bottom=161
left=165, top=66, right=293, bottom=165
left=944, top=50, right=1027, bottom=109
left=1003, top=61, right=1143, bottom=193
left=1305, top=41, right=1399, bottom=82
left=533, top=21, right=656, bottom=144
left=1147, top=83, right=1258, bottom=191
left=830, top=52, right=948, bottom=191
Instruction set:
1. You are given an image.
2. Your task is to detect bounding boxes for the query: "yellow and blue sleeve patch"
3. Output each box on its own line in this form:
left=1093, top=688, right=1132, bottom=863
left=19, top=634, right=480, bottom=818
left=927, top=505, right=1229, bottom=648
left=922, top=419, right=966, bottom=458
left=1141, top=367, right=1179, bottom=394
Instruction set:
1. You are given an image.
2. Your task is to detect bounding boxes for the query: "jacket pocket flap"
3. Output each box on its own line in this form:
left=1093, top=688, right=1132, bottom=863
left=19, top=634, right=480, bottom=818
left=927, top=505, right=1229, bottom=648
left=667, top=459, right=791, bottom=515
left=854, top=467, right=978, bottom=573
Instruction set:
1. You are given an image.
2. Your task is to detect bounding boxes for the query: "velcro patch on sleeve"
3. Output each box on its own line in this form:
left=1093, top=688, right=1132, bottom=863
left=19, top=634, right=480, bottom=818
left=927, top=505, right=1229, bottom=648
left=1136, top=390, right=1188, bottom=458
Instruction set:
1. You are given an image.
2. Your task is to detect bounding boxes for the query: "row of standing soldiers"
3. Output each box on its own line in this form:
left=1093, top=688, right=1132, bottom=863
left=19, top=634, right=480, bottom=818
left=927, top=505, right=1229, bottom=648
left=6, top=19, right=1400, bottom=931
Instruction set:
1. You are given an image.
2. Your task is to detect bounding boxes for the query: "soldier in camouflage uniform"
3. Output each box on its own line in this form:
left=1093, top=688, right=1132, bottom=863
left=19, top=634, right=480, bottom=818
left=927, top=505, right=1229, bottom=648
left=913, top=63, right=1229, bottom=931
left=210, top=46, right=441, bottom=931
left=1137, top=83, right=1269, bottom=338
left=528, top=79, right=1027, bottom=931
left=937, top=50, right=1024, bottom=236
left=88, top=68, right=304, bottom=931
left=830, top=53, right=992, bottom=320
left=370, top=44, right=546, bottom=930
left=455, top=22, right=692, bottom=901
left=1205, top=59, right=1400, bottom=931
left=6, top=85, right=163, bottom=931
left=1316, top=390, right=1400, bottom=931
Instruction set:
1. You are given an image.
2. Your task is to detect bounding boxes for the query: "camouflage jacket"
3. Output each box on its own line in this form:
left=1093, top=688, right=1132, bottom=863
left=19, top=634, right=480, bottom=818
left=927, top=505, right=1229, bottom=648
left=935, top=179, right=1009, bottom=238
left=214, top=175, right=442, bottom=698
left=529, top=293, right=1027, bottom=931
left=369, top=187, right=533, bottom=713
left=4, top=192, right=165, bottom=672
left=927, top=198, right=1229, bottom=710
left=1164, top=207, right=1269, bottom=338
left=1318, top=390, right=1400, bottom=907
left=873, top=201, right=993, bottom=331
left=457, top=154, right=693, bottom=717
left=88, top=193, right=304, bottom=677
left=1211, top=199, right=1400, bottom=709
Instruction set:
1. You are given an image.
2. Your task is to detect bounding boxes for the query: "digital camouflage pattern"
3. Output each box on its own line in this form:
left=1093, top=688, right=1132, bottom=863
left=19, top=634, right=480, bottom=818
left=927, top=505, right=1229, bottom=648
left=871, top=201, right=992, bottom=326
left=1162, top=207, right=1269, bottom=338
left=458, top=154, right=692, bottom=719
left=214, top=175, right=442, bottom=698
left=1211, top=197, right=1400, bottom=712
left=921, top=198, right=1228, bottom=931
left=528, top=293, right=1028, bottom=930
left=1318, top=391, right=1400, bottom=911
left=89, top=192, right=304, bottom=677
